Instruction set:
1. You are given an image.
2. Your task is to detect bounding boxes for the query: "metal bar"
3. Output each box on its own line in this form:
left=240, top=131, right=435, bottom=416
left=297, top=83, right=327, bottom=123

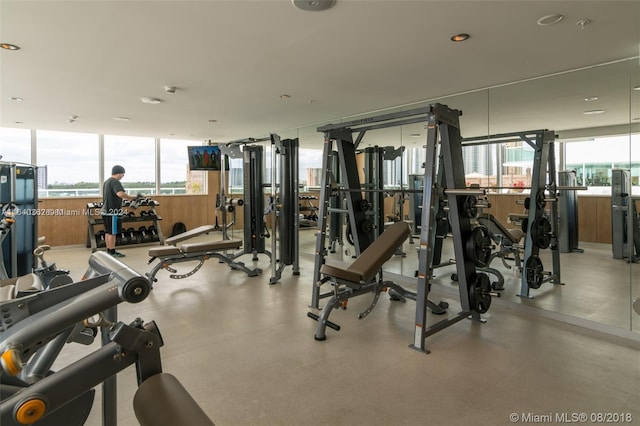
left=317, top=105, right=434, bottom=132
left=225, top=136, right=270, bottom=145
left=311, top=135, right=333, bottom=309
left=442, top=188, right=486, bottom=196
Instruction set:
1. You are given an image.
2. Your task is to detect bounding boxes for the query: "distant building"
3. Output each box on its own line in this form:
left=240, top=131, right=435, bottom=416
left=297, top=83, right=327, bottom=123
left=36, top=165, right=47, bottom=189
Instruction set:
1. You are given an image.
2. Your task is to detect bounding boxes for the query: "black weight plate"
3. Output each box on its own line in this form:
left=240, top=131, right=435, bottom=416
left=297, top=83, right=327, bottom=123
left=531, top=216, right=552, bottom=249
left=469, top=273, right=492, bottom=314
left=525, top=255, right=544, bottom=289
left=462, top=195, right=478, bottom=219
left=466, top=226, right=492, bottom=267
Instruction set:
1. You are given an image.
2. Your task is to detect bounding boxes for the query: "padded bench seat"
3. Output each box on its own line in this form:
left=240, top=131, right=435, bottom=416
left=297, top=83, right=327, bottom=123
left=165, top=225, right=216, bottom=245
left=146, top=225, right=261, bottom=279
left=148, top=240, right=242, bottom=257
left=134, top=373, right=214, bottom=426
left=319, top=221, right=410, bottom=285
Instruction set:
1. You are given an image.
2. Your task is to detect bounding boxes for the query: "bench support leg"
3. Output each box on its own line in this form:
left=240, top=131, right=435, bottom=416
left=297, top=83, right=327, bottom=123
left=311, top=295, right=341, bottom=341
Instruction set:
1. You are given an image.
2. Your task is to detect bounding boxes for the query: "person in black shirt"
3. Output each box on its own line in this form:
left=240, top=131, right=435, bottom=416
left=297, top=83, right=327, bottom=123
left=102, top=165, right=136, bottom=257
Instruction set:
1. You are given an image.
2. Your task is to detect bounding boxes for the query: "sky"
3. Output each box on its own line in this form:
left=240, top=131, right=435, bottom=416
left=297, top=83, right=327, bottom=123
left=0, top=127, right=326, bottom=184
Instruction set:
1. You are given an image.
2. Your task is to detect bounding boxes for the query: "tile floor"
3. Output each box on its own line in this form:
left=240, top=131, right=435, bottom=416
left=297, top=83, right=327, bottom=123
left=18, top=233, right=640, bottom=425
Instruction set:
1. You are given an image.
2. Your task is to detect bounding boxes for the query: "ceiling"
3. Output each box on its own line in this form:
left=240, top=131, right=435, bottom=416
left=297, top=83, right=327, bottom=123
left=1, top=0, right=639, bottom=148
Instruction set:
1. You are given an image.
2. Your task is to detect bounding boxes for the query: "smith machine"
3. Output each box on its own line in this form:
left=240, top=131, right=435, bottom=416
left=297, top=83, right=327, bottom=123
left=463, top=130, right=579, bottom=298
left=218, top=135, right=300, bottom=284
left=310, top=103, right=500, bottom=352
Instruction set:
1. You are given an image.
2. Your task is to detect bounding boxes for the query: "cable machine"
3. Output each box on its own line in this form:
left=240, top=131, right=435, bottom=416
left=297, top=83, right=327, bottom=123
left=0, top=162, right=38, bottom=278
left=611, top=169, right=639, bottom=262
left=269, top=134, right=300, bottom=284
left=558, top=170, right=583, bottom=253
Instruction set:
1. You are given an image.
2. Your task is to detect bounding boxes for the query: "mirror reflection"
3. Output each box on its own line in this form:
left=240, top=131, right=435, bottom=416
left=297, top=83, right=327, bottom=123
left=294, top=58, right=638, bottom=334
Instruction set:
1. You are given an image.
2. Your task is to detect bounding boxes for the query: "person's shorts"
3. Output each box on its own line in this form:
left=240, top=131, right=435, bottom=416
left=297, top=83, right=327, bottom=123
left=102, top=215, right=123, bottom=235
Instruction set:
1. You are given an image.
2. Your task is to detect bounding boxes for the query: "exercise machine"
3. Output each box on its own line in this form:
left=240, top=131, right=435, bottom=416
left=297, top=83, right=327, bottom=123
left=0, top=162, right=38, bottom=277
left=611, top=169, right=640, bottom=262
left=268, top=134, right=300, bottom=284
left=0, top=252, right=213, bottom=426
left=0, top=215, right=16, bottom=280
left=558, top=170, right=584, bottom=253
left=462, top=130, right=567, bottom=298
left=412, top=104, right=500, bottom=353
left=310, top=104, right=498, bottom=351
left=146, top=225, right=262, bottom=281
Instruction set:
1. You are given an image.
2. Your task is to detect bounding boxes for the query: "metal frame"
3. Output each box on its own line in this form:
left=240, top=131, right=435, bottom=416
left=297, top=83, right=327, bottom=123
left=0, top=252, right=154, bottom=426
left=311, top=104, right=489, bottom=352
left=0, top=162, right=38, bottom=278
left=269, top=134, right=300, bottom=284
left=463, top=130, right=563, bottom=298
left=412, top=104, right=491, bottom=353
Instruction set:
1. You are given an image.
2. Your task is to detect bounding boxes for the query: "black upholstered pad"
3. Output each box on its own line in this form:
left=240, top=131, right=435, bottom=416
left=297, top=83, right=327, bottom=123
left=133, top=373, right=214, bottom=426
left=477, top=213, right=524, bottom=244
left=180, top=239, right=242, bottom=253
left=148, top=246, right=182, bottom=257
left=319, top=221, right=410, bottom=283
left=165, top=225, right=216, bottom=245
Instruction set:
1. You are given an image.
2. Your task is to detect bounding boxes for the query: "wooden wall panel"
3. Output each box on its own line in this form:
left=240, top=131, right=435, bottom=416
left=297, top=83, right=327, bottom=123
left=596, top=197, right=612, bottom=244
left=578, top=197, right=598, bottom=243
left=36, top=189, right=616, bottom=247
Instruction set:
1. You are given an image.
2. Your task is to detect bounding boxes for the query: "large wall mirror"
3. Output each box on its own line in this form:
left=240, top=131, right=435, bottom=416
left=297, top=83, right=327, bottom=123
left=289, top=58, right=638, bottom=335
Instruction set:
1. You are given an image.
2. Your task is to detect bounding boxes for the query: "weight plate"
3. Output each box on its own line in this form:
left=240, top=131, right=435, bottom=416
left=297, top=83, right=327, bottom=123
left=525, top=255, right=544, bottom=289
left=469, top=272, right=492, bottom=314
left=466, top=226, right=492, bottom=268
left=462, top=195, right=478, bottom=219
left=521, top=217, right=529, bottom=234
left=536, top=190, right=547, bottom=210
left=530, top=216, right=552, bottom=249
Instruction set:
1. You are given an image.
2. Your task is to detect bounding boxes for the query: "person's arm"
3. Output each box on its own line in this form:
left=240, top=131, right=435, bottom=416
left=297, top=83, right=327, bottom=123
left=116, top=190, right=136, bottom=201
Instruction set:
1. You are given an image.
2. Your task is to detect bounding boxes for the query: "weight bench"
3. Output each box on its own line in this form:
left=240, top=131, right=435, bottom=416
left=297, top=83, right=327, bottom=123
left=146, top=225, right=262, bottom=282
left=308, top=221, right=447, bottom=341
left=476, top=213, right=524, bottom=289
left=134, top=372, right=214, bottom=426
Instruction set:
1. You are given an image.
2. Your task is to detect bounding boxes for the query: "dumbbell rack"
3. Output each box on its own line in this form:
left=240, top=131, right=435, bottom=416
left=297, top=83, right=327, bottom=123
left=85, top=200, right=165, bottom=252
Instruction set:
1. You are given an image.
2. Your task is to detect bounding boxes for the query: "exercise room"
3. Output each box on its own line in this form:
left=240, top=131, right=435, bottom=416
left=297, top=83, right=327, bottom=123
left=1, top=1, right=639, bottom=425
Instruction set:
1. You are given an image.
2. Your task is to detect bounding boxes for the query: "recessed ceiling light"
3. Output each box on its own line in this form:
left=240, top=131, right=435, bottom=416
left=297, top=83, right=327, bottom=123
left=537, top=14, right=564, bottom=26
left=280, top=94, right=291, bottom=100
left=14, top=121, right=23, bottom=124
left=67, top=115, right=79, bottom=123
left=0, top=43, right=20, bottom=50
left=8, top=97, right=23, bottom=102
left=633, top=85, right=640, bottom=91
left=633, top=117, right=640, bottom=121
left=576, top=19, right=591, bottom=29
left=208, top=119, right=217, bottom=123
left=140, top=97, right=162, bottom=104
left=584, top=96, right=598, bottom=102
left=450, top=33, right=470, bottom=42
left=292, top=0, right=336, bottom=12
left=112, top=116, right=131, bottom=121
left=583, top=109, right=605, bottom=115
left=410, top=133, right=421, bottom=138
